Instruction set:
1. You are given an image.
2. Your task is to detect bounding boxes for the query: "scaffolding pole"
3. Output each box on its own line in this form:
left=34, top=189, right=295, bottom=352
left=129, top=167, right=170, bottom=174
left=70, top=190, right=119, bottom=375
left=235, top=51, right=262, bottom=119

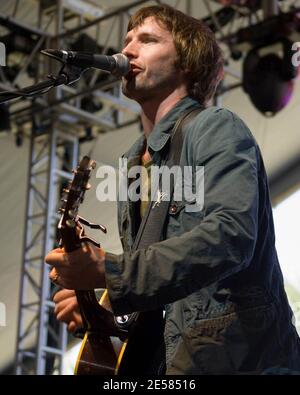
left=15, top=122, right=79, bottom=375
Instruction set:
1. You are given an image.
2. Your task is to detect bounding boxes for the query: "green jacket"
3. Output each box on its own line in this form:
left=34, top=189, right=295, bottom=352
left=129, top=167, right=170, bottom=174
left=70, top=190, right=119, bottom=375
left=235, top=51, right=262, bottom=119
left=105, top=96, right=300, bottom=374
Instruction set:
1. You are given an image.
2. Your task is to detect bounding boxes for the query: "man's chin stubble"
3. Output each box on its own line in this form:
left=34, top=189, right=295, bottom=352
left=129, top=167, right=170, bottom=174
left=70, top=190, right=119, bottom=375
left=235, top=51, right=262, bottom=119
left=121, top=81, right=154, bottom=102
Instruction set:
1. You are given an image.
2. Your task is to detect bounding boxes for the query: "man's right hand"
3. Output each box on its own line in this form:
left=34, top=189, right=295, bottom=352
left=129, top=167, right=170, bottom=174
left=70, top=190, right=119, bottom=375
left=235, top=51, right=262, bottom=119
left=53, top=289, right=83, bottom=333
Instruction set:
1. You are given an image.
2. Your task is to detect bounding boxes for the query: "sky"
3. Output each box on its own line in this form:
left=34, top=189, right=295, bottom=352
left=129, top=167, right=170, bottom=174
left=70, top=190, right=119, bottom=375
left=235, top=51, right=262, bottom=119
left=273, top=188, right=300, bottom=336
left=273, top=188, right=300, bottom=293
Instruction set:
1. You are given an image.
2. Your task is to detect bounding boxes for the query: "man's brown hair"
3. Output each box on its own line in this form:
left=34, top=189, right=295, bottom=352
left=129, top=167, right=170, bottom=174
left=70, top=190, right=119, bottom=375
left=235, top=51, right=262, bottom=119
left=127, top=4, right=224, bottom=105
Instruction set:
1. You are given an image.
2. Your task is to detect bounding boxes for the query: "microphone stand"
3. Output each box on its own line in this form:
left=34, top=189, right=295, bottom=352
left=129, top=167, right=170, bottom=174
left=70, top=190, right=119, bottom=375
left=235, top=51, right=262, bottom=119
left=0, top=64, right=84, bottom=104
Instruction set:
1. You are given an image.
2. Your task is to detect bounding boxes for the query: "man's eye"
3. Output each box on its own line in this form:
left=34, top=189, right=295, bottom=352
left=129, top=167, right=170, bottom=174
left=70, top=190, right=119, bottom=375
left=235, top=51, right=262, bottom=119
left=143, top=37, right=157, bottom=43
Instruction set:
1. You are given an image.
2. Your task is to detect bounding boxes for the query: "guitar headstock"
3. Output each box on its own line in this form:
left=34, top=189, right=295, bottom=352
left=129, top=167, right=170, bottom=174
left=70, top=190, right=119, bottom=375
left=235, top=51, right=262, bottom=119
left=60, top=156, right=95, bottom=225
left=58, top=156, right=98, bottom=252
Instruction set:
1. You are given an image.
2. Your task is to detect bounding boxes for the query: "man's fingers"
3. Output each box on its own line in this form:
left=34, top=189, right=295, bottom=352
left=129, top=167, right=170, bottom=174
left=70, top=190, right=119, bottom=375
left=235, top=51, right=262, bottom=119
left=45, top=248, right=66, bottom=267
left=56, top=304, right=77, bottom=323
left=67, top=320, right=83, bottom=333
left=49, top=267, right=74, bottom=289
left=56, top=306, right=83, bottom=329
left=53, top=289, right=76, bottom=303
left=68, top=321, right=76, bottom=333
left=49, top=268, right=60, bottom=284
left=54, top=296, right=75, bottom=315
left=55, top=297, right=79, bottom=318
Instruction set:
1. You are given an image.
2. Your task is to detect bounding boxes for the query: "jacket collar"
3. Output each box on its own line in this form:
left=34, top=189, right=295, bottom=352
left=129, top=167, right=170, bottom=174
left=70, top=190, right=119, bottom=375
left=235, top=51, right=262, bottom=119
left=147, top=96, right=199, bottom=152
left=123, top=96, right=200, bottom=164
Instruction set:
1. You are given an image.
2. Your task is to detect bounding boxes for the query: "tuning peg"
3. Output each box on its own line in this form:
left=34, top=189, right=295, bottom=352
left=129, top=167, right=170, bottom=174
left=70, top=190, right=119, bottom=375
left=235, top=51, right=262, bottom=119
left=68, top=209, right=77, bottom=218
left=85, top=183, right=91, bottom=190
left=66, top=219, right=76, bottom=228
left=61, top=198, right=67, bottom=203
left=77, top=215, right=107, bottom=234
left=58, top=208, right=65, bottom=214
left=63, top=188, right=70, bottom=193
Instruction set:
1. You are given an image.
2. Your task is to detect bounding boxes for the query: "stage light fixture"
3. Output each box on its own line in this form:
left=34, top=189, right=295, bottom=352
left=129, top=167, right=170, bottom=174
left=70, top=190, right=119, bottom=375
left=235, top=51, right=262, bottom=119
left=242, top=38, right=298, bottom=116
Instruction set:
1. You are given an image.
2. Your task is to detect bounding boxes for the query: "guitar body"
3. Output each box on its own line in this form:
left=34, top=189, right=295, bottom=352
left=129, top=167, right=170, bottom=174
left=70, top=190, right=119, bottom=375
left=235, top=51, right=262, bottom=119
left=74, top=290, right=126, bottom=375
left=74, top=329, right=126, bottom=375
left=58, top=157, right=165, bottom=375
left=74, top=290, right=165, bottom=375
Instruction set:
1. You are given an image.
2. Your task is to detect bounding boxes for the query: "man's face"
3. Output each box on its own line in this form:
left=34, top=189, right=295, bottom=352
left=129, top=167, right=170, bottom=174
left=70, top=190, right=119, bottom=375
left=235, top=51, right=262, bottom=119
left=121, top=17, right=186, bottom=103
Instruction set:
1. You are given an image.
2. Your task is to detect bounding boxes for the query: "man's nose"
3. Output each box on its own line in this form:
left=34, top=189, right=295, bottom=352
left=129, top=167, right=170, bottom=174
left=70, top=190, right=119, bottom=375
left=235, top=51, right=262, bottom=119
left=122, top=41, right=138, bottom=58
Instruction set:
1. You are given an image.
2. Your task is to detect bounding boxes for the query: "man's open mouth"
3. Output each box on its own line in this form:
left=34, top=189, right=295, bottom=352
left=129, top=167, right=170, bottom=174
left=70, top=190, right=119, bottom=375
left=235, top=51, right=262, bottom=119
left=126, top=68, right=142, bottom=79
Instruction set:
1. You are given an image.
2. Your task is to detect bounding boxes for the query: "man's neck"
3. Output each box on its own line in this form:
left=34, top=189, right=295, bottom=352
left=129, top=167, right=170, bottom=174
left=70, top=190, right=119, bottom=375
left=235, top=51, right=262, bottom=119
left=140, top=89, right=187, bottom=138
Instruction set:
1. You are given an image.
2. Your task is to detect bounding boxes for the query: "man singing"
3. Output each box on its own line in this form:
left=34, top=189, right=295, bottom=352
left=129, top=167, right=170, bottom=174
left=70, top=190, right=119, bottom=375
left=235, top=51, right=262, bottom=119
left=45, top=5, right=300, bottom=374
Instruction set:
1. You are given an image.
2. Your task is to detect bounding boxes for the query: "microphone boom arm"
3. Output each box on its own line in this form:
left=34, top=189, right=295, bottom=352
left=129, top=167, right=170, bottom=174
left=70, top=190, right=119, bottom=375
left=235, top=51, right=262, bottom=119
left=0, top=63, right=84, bottom=104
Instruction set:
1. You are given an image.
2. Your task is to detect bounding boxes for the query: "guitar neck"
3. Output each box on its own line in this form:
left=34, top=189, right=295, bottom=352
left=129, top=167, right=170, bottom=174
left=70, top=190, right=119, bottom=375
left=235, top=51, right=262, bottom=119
left=62, top=230, right=120, bottom=335
left=58, top=156, right=126, bottom=337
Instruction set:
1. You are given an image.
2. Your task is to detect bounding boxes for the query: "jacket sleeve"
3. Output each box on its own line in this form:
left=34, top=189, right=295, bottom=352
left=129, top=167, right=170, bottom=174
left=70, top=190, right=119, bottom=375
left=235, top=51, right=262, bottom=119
left=104, top=109, right=259, bottom=315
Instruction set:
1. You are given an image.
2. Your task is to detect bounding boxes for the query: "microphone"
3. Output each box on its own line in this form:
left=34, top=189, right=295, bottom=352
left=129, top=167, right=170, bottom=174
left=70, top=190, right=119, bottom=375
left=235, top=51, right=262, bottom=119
left=41, top=49, right=130, bottom=76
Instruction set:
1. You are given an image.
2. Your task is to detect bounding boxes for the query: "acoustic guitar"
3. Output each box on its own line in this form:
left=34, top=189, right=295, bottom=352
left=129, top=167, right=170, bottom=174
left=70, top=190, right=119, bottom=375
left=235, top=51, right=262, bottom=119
left=57, top=156, right=165, bottom=375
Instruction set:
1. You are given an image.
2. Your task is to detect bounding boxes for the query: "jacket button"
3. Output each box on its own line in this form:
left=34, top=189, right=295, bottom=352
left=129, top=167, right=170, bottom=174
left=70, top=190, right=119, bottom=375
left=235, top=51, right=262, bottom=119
left=170, top=204, right=178, bottom=214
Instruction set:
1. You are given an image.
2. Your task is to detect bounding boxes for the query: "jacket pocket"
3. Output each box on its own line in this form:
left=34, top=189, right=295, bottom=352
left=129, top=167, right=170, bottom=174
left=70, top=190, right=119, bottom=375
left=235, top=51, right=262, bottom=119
left=167, top=303, right=277, bottom=375
left=166, top=200, right=204, bottom=237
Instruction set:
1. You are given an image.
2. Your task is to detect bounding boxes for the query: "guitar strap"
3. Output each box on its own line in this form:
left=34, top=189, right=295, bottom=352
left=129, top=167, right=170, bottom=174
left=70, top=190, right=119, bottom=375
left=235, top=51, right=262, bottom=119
left=123, top=106, right=204, bottom=375
left=133, top=106, right=204, bottom=251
